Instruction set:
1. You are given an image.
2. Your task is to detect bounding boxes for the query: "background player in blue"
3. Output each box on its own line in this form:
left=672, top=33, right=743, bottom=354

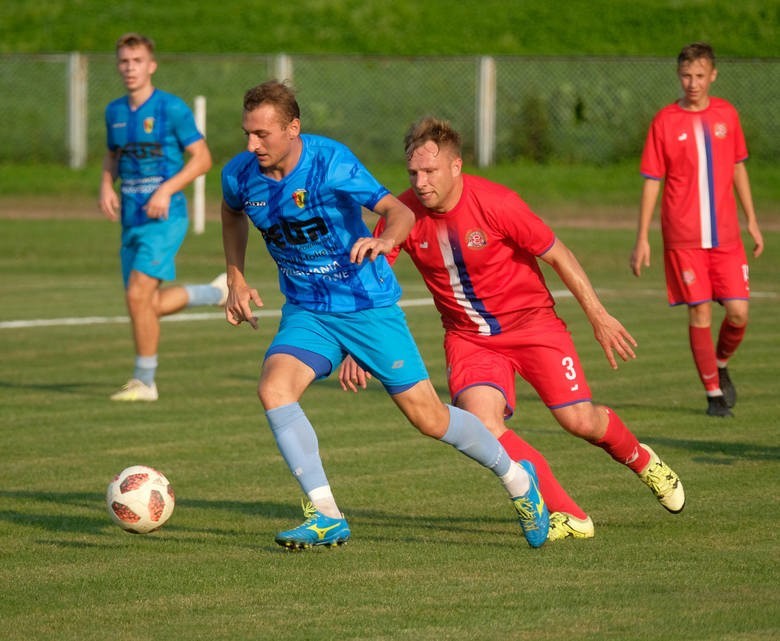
left=99, top=33, right=224, bottom=402
left=220, top=80, right=550, bottom=549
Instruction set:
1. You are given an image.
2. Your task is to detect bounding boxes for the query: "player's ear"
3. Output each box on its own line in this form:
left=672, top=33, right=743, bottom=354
left=451, top=155, right=463, bottom=177
left=710, top=67, right=718, bottom=83
left=287, top=118, right=301, bottom=138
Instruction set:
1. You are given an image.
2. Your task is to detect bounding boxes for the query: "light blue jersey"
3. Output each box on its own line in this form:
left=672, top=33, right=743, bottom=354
left=222, top=134, right=402, bottom=312
left=105, top=88, right=203, bottom=228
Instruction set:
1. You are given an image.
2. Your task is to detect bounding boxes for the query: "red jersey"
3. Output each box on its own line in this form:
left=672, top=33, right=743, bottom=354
left=378, top=174, right=556, bottom=336
left=640, top=96, right=748, bottom=250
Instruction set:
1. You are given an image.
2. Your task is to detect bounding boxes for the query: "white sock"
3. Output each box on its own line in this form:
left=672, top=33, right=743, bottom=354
left=309, top=485, right=341, bottom=519
left=499, top=463, right=530, bottom=498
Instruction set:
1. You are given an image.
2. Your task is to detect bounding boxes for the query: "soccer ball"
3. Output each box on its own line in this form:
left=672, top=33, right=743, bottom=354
left=106, top=465, right=175, bottom=534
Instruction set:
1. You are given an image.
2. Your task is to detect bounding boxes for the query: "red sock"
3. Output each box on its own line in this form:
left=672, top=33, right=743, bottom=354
left=689, top=325, right=719, bottom=392
left=716, top=319, right=746, bottom=361
left=498, top=430, right=588, bottom=519
left=594, top=407, right=649, bottom=474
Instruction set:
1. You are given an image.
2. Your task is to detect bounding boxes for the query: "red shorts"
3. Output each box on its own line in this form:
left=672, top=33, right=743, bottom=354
left=663, top=242, right=750, bottom=306
left=444, top=308, right=592, bottom=418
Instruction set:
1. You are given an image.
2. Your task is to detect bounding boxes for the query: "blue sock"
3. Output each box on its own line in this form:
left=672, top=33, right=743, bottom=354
left=266, top=402, right=329, bottom=494
left=439, top=405, right=511, bottom=477
left=184, top=283, right=223, bottom=307
left=133, top=355, right=157, bottom=386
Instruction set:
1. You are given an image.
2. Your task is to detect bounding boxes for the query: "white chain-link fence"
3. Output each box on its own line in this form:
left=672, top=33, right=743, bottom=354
left=1, top=53, right=777, bottom=167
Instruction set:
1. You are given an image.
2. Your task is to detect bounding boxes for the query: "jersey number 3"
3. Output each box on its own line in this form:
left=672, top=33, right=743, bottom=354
left=562, top=356, right=579, bottom=392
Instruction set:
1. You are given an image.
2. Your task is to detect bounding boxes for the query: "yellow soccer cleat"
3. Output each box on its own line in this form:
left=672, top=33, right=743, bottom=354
left=637, top=444, right=685, bottom=513
left=547, top=512, right=595, bottom=542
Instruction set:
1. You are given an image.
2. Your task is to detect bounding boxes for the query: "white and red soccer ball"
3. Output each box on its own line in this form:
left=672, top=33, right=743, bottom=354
left=106, top=465, right=175, bottom=534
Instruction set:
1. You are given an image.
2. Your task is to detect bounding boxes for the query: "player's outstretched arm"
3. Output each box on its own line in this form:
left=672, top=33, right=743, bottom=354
left=221, top=199, right=263, bottom=329
left=350, top=194, right=414, bottom=264
left=541, top=238, right=637, bottom=369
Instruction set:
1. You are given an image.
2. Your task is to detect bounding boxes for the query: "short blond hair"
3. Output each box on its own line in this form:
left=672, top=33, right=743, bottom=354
left=404, top=116, right=462, bottom=160
left=115, top=33, right=155, bottom=57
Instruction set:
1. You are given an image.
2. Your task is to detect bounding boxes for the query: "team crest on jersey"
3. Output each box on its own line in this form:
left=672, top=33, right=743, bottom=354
left=713, top=122, right=728, bottom=139
left=143, top=117, right=155, bottom=134
left=465, top=228, right=488, bottom=249
left=292, top=189, right=307, bottom=208
left=682, top=269, right=696, bottom=285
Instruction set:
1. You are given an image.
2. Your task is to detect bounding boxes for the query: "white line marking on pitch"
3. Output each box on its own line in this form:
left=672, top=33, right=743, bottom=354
left=0, top=297, right=435, bottom=330
left=2, top=288, right=775, bottom=330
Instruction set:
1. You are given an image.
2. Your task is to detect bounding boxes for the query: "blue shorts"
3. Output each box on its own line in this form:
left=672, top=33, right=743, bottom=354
left=120, top=216, right=189, bottom=287
left=266, top=303, right=429, bottom=394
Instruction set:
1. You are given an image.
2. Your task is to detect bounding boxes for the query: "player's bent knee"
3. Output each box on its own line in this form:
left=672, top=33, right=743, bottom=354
left=554, top=403, right=604, bottom=441
left=394, top=397, right=450, bottom=438
left=257, top=381, right=296, bottom=410
left=411, top=413, right=449, bottom=438
left=726, top=310, right=748, bottom=327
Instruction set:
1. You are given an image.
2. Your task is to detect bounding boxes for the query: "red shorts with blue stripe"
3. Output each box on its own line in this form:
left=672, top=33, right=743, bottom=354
left=444, top=307, right=592, bottom=418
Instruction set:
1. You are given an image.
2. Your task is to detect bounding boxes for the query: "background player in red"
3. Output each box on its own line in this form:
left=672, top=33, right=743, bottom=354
left=631, top=42, right=764, bottom=418
left=341, top=116, right=686, bottom=540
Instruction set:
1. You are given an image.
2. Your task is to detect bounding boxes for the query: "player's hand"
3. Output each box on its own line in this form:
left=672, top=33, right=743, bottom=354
left=630, top=240, right=651, bottom=277
left=338, top=355, right=372, bottom=392
left=748, top=220, right=764, bottom=258
left=592, top=314, right=637, bottom=369
left=144, top=188, right=172, bottom=220
left=350, top=236, right=394, bottom=264
left=225, top=280, right=263, bottom=329
left=99, top=187, right=120, bottom=221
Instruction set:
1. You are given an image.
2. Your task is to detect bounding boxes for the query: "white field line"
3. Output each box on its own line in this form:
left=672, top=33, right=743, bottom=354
left=2, top=288, right=776, bottom=330
left=0, top=297, right=433, bottom=330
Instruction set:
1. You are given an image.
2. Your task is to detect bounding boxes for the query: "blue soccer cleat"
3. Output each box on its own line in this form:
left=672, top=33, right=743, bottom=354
left=274, top=501, right=351, bottom=550
left=512, top=460, right=550, bottom=548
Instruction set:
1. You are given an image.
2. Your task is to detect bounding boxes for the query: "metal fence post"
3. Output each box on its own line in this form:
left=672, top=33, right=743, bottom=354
left=275, top=53, right=294, bottom=83
left=193, top=95, right=207, bottom=235
left=67, top=52, right=88, bottom=169
left=476, top=56, right=496, bottom=168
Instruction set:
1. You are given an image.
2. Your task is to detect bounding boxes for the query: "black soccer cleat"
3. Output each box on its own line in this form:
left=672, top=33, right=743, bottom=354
left=706, top=394, right=733, bottom=418
left=718, top=366, right=736, bottom=408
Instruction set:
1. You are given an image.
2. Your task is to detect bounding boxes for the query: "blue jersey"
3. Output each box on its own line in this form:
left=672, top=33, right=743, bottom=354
left=222, top=134, right=402, bottom=313
left=105, top=88, right=203, bottom=228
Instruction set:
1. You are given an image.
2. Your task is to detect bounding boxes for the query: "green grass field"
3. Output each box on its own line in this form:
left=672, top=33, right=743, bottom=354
left=1, top=218, right=778, bottom=640
left=1, top=2, right=778, bottom=638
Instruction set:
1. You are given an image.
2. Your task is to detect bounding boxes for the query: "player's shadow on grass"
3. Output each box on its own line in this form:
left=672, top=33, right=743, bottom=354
left=0, top=380, right=92, bottom=395
left=0, top=490, right=115, bottom=535
left=644, top=436, right=780, bottom=464
left=0, top=490, right=283, bottom=547
left=592, top=401, right=727, bottom=418
left=0, top=490, right=535, bottom=551
left=175, top=497, right=514, bottom=547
